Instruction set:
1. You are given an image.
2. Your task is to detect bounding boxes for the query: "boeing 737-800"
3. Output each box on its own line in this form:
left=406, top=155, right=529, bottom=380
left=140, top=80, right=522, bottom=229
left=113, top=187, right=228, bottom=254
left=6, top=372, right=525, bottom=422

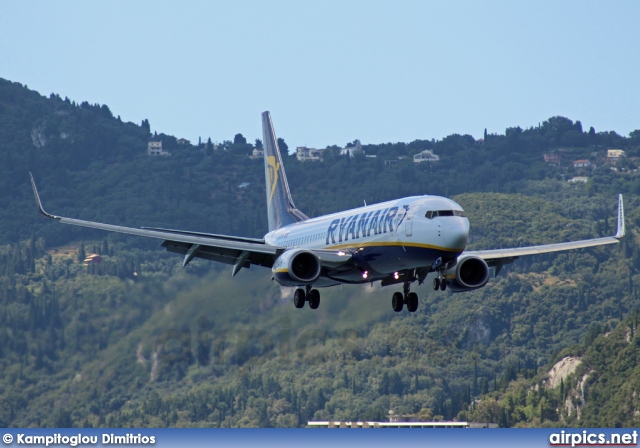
left=30, top=112, right=625, bottom=312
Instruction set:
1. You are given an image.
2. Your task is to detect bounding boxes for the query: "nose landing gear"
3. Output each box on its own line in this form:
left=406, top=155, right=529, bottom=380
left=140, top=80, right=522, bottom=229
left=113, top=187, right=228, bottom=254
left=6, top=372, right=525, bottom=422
left=433, top=269, right=447, bottom=291
left=433, top=275, right=447, bottom=291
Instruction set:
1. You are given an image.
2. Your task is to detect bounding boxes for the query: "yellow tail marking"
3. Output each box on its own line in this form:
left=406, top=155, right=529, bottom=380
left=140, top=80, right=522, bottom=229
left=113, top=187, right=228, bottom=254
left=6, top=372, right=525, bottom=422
left=267, top=155, right=280, bottom=206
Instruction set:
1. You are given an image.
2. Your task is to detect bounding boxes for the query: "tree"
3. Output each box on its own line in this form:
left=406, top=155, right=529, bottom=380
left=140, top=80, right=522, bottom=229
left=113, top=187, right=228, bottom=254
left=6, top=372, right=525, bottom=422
left=255, top=139, right=263, bottom=148
left=141, top=119, right=150, bottom=134
left=418, top=408, right=434, bottom=421
left=588, top=126, right=598, bottom=146
left=101, top=238, right=109, bottom=256
left=205, top=138, right=214, bottom=156
left=277, top=138, right=289, bottom=157
left=77, top=243, right=86, bottom=263
left=233, top=134, right=252, bottom=155
left=53, top=409, right=72, bottom=427
left=473, top=398, right=501, bottom=424
left=234, top=134, right=247, bottom=146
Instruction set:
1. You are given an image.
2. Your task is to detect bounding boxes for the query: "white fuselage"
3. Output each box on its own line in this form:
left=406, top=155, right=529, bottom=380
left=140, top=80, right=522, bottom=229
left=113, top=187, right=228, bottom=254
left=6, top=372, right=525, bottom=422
left=265, top=195, right=470, bottom=285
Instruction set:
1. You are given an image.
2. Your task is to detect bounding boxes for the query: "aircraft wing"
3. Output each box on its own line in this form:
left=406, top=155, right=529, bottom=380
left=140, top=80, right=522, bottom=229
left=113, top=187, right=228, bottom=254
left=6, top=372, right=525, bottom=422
left=464, top=194, right=625, bottom=275
left=30, top=173, right=280, bottom=273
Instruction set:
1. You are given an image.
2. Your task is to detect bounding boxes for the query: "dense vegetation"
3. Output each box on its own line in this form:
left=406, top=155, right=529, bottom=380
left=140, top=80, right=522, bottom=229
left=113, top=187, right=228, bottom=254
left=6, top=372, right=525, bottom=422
left=1, top=78, right=640, bottom=427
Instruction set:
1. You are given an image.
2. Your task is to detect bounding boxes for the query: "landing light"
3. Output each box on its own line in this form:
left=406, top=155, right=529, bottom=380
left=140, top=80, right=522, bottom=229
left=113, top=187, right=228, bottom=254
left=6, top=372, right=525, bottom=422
left=394, top=272, right=400, bottom=280
left=362, top=271, right=369, bottom=279
left=337, top=251, right=346, bottom=256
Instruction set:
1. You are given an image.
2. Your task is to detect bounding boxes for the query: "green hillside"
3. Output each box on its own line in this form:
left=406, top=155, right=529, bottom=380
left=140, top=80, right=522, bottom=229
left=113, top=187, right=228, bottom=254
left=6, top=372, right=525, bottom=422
left=1, top=78, right=640, bottom=427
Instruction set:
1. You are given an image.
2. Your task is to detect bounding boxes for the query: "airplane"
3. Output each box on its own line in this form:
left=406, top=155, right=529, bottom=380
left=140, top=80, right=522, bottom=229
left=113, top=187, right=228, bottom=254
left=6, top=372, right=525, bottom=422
left=30, top=111, right=625, bottom=313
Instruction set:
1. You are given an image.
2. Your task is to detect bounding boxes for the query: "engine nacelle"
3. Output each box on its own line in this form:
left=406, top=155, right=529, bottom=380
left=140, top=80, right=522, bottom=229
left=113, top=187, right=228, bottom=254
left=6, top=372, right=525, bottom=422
left=272, top=249, right=322, bottom=286
left=445, top=255, right=490, bottom=292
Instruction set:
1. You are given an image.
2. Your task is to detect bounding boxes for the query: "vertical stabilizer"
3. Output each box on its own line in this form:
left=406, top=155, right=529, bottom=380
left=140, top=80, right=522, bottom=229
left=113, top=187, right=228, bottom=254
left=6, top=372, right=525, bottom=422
left=262, top=111, right=308, bottom=231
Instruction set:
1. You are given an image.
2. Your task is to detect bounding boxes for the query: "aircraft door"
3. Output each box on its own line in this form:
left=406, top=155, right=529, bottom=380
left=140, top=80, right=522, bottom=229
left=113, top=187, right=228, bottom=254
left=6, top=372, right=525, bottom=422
left=405, top=206, right=417, bottom=237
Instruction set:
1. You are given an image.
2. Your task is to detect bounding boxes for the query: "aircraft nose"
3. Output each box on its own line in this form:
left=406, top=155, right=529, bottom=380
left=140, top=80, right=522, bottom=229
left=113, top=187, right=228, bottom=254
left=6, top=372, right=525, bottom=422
left=444, top=218, right=469, bottom=250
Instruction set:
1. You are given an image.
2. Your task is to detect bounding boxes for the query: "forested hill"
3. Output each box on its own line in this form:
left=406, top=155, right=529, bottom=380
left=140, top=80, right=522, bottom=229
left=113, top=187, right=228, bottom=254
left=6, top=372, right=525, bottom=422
left=2, top=77, right=640, bottom=248
left=2, top=78, right=640, bottom=428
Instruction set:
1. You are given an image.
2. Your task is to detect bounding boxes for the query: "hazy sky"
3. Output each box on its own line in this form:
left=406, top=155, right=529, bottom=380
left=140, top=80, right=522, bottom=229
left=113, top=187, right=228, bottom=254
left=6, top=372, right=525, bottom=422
left=2, top=1, right=639, bottom=148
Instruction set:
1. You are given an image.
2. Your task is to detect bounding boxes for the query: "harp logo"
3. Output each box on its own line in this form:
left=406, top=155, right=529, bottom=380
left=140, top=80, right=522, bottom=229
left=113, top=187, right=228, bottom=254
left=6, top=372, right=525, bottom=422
left=267, top=155, right=280, bottom=205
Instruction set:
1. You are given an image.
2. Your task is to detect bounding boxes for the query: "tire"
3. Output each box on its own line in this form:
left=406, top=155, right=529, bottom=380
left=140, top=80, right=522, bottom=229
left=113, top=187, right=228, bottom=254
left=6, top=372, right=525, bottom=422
left=392, top=292, right=404, bottom=312
left=308, top=289, right=320, bottom=309
left=440, top=279, right=447, bottom=291
left=407, top=292, right=419, bottom=312
left=433, top=278, right=440, bottom=290
left=294, top=288, right=306, bottom=308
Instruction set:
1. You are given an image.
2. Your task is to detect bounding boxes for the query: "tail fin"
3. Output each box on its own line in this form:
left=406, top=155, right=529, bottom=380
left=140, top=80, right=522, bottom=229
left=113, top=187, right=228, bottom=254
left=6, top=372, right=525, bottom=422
left=262, top=111, right=308, bottom=231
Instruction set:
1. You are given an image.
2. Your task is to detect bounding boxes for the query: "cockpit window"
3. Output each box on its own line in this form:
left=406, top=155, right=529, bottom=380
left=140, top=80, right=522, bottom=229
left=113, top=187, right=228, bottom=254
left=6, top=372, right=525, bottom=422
left=425, top=210, right=467, bottom=219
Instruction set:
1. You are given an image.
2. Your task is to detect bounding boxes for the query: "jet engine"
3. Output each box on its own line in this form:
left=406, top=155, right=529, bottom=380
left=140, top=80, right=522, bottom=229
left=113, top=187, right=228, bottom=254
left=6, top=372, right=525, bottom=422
left=444, top=255, right=490, bottom=292
left=272, top=249, right=322, bottom=286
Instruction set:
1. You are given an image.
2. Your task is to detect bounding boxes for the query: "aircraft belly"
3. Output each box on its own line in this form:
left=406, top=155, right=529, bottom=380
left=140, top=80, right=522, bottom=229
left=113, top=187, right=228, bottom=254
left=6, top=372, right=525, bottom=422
left=313, top=277, right=341, bottom=288
left=322, top=245, right=460, bottom=283
left=355, top=245, right=447, bottom=273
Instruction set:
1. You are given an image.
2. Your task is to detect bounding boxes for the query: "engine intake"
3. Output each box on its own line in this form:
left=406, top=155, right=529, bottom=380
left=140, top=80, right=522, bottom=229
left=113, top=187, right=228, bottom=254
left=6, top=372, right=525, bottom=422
left=290, top=251, right=321, bottom=282
left=272, top=249, right=322, bottom=286
left=445, top=255, right=490, bottom=292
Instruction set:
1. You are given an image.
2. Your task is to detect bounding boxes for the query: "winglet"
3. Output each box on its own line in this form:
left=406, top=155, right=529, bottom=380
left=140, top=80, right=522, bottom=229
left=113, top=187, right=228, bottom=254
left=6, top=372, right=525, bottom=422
left=615, top=194, right=625, bottom=239
left=29, top=172, right=60, bottom=220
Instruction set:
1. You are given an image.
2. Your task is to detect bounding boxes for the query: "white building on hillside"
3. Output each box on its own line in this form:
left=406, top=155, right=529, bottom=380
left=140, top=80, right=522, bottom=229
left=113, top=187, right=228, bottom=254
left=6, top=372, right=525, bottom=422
left=147, top=140, right=170, bottom=156
left=296, top=146, right=325, bottom=161
left=250, top=147, right=264, bottom=159
left=340, top=139, right=364, bottom=157
left=340, top=147, right=365, bottom=157
left=607, top=149, right=625, bottom=164
left=413, top=150, right=439, bottom=163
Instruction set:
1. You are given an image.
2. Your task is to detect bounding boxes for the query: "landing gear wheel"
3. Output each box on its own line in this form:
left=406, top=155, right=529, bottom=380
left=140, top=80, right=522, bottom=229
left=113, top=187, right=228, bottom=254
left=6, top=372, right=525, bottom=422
left=294, top=288, right=306, bottom=308
left=440, top=278, right=447, bottom=291
left=308, top=289, right=320, bottom=309
left=392, top=292, right=404, bottom=312
left=433, top=278, right=440, bottom=290
left=407, top=292, right=419, bottom=313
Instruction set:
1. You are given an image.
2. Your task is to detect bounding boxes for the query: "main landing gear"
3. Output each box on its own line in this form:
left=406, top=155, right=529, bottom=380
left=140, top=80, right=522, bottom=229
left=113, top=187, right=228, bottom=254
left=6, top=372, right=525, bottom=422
left=391, top=281, right=419, bottom=313
left=293, top=285, right=320, bottom=309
